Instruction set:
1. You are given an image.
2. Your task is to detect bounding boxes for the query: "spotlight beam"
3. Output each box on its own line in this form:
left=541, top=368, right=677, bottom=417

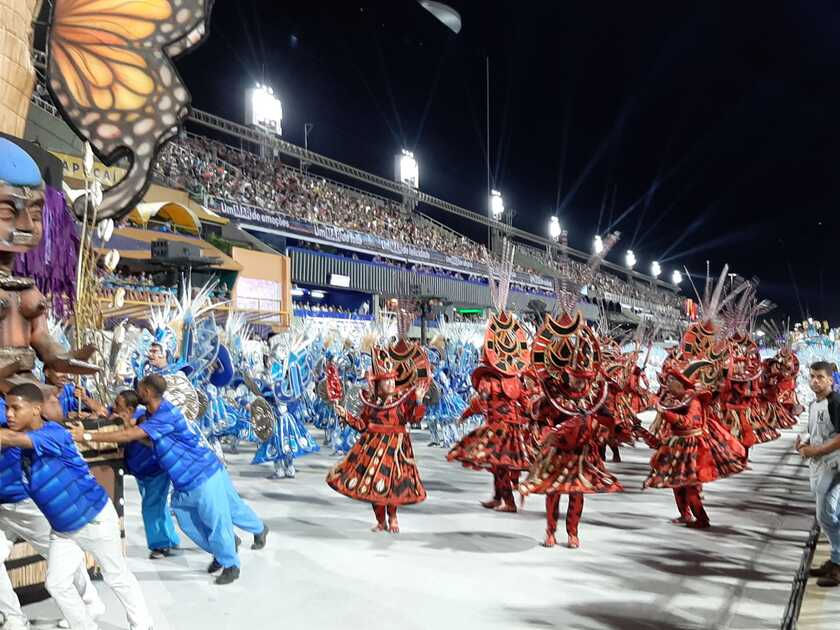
left=556, top=113, right=625, bottom=215
left=660, top=220, right=774, bottom=262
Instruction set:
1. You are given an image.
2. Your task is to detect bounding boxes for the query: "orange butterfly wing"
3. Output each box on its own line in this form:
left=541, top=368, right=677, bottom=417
left=47, top=0, right=214, bottom=220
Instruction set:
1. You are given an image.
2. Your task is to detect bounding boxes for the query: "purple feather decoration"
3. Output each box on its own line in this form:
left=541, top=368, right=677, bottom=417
left=13, top=186, right=79, bottom=318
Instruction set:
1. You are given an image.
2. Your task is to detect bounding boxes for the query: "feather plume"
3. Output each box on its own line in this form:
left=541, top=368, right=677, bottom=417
left=487, top=239, right=516, bottom=313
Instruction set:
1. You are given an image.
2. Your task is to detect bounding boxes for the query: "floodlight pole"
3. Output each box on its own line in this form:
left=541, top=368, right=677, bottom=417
left=486, top=57, right=492, bottom=250
left=305, top=123, right=313, bottom=151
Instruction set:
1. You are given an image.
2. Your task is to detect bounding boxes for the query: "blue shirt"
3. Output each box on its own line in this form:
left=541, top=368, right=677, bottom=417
left=0, top=400, right=28, bottom=504
left=123, top=409, right=164, bottom=479
left=57, top=383, right=80, bottom=418
left=21, top=422, right=108, bottom=533
left=140, top=400, right=221, bottom=492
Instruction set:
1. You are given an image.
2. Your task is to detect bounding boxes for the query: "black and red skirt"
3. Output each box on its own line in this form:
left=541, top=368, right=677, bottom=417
left=447, top=419, right=535, bottom=471
left=327, top=425, right=426, bottom=506
left=643, top=430, right=718, bottom=489
left=519, top=429, right=623, bottom=496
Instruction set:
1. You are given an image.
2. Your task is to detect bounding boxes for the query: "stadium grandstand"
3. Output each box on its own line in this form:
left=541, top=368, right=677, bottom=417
left=26, top=55, right=690, bottom=332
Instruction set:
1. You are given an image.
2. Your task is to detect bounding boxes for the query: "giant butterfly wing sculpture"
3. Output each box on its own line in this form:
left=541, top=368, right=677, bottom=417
left=45, top=0, right=215, bottom=220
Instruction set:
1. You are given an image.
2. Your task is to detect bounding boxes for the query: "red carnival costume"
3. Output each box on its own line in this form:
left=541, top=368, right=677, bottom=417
left=519, top=231, right=625, bottom=548
left=720, top=336, right=780, bottom=453
left=448, top=241, right=534, bottom=513
left=327, top=343, right=429, bottom=533
left=447, top=312, right=533, bottom=512
left=758, top=358, right=798, bottom=430
left=644, top=360, right=747, bottom=528
left=776, top=347, right=804, bottom=418
left=520, top=311, right=623, bottom=548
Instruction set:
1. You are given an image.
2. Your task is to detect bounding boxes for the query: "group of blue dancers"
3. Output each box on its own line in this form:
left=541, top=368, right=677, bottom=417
left=201, top=331, right=484, bottom=480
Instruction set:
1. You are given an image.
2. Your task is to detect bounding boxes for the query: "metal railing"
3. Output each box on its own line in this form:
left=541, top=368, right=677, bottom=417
left=780, top=518, right=820, bottom=630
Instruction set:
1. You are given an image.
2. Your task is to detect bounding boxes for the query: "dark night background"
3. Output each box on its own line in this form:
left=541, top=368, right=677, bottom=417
left=172, top=0, right=839, bottom=323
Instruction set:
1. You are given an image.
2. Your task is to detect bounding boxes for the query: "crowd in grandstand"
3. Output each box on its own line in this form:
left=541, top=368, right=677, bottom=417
left=292, top=301, right=370, bottom=318
left=155, top=136, right=485, bottom=263
left=97, top=269, right=231, bottom=305
left=154, top=135, right=683, bottom=311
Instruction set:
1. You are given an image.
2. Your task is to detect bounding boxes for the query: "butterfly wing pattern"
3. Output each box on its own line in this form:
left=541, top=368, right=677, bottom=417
left=46, top=0, right=215, bottom=220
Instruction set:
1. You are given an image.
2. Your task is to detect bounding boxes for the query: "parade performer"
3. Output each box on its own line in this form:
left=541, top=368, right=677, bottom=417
left=72, top=375, right=269, bottom=586
left=0, top=384, right=151, bottom=629
left=0, top=390, right=104, bottom=630
left=519, top=230, right=625, bottom=548
left=113, top=389, right=181, bottom=559
left=777, top=345, right=805, bottom=418
left=425, top=335, right=466, bottom=447
left=313, top=350, right=342, bottom=448
left=643, top=361, right=746, bottom=528
left=448, top=241, right=533, bottom=513
left=331, top=348, right=366, bottom=454
left=760, top=357, right=798, bottom=431
left=253, top=332, right=320, bottom=478
left=521, top=313, right=624, bottom=549
left=326, top=347, right=429, bottom=533
left=718, top=285, right=781, bottom=456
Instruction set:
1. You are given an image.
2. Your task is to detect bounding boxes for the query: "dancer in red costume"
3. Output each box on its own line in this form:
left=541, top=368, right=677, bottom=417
left=519, top=230, right=625, bottom=548
left=776, top=346, right=805, bottom=418
left=521, top=311, right=624, bottom=549
left=759, top=357, right=798, bottom=430
left=448, top=241, right=533, bottom=513
left=644, top=361, right=746, bottom=528
left=327, top=348, right=429, bottom=533
left=600, top=362, right=634, bottom=463
left=720, top=339, right=780, bottom=458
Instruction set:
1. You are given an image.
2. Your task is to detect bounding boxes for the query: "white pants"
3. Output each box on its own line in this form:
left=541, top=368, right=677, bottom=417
left=47, top=501, right=151, bottom=630
left=0, top=499, right=100, bottom=624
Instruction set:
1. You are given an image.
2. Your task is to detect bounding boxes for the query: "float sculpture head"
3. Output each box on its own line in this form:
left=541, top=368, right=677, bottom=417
left=0, top=138, right=44, bottom=260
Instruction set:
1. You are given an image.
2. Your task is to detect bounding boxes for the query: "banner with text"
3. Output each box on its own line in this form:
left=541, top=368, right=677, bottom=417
left=206, top=196, right=553, bottom=289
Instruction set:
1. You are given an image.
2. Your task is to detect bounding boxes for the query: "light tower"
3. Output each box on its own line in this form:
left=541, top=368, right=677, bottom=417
left=395, top=149, right=419, bottom=212
left=489, top=190, right=505, bottom=221
left=245, top=83, right=283, bottom=136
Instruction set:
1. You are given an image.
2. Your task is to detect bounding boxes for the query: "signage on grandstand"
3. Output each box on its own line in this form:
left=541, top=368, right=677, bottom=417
left=51, top=151, right=126, bottom=184
left=205, top=196, right=554, bottom=290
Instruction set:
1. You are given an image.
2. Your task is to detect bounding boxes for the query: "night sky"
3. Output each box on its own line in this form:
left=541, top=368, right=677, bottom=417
left=174, top=1, right=840, bottom=323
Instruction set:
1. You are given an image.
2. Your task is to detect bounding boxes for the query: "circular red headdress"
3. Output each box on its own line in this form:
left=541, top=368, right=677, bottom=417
left=387, top=338, right=432, bottom=392
left=482, top=311, right=530, bottom=376
left=530, top=311, right=608, bottom=416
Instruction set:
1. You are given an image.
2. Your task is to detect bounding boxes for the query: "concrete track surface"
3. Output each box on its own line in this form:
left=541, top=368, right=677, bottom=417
left=22, top=424, right=815, bottom=630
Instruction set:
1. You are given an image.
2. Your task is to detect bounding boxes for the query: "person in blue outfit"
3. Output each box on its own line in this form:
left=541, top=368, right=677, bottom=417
left=44, top=367, right=107, bottom=418
left=0, top=395, right=105, bottom=630
left=74, top=374, right=269, bottom=586
left=112, top=390, right=181, bottom=560
left=0, top=383, right=152, bottom=630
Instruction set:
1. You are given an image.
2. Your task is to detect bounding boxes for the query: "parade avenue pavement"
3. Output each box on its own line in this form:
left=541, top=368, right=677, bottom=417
left=23, top=419, right=814, bottom=630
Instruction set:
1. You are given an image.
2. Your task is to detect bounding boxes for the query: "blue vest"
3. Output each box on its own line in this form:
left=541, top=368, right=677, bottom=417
left=140, top=400, right=221, bottom=492
left=0, top=400, right=28, bottom=504
left=21, top=422, right=108, bottom=533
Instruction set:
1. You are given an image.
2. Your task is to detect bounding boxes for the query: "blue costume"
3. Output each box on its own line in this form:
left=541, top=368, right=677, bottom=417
left=425, top=348, right=468, bottom=448
left=252, top=348, right=319, bottom=478
left=139, top=400, right=264, bottom=569
left=0, top=402, right=27, bottom=505
left=123, top=408, right=181, bottom=553
left=21, top=422, right=108, bottom=533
